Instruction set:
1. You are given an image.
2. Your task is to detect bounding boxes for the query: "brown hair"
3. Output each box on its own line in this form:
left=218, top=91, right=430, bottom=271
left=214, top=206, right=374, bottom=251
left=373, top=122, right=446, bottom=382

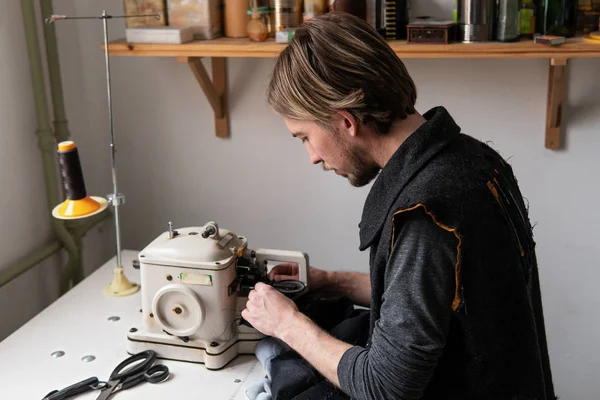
left=267, top=12, right=417, bottom=135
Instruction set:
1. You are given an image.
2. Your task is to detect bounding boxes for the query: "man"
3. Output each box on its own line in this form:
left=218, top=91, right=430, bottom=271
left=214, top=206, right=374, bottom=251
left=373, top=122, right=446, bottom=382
left=242, top=12, right=555, bottom=400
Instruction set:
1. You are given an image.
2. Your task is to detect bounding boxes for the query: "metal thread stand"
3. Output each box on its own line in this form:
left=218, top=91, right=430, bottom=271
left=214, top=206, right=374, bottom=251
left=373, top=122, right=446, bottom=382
left=47, top=10, right=159, bottom=270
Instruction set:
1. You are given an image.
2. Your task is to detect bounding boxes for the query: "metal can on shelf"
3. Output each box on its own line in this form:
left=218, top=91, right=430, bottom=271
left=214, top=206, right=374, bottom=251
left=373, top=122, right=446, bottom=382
left=458, top=0, right=496, bottom=42
left=270, top=0, right=303, bottom=31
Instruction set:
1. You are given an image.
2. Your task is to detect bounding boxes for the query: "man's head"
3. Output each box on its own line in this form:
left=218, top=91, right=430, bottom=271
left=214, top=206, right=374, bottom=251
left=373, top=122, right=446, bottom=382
left=267, top=12, right=417, bottom=187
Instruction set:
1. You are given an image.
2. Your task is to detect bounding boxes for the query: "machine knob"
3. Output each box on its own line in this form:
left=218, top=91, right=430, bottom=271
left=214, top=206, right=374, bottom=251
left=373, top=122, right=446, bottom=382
left=152, top=284, right=204, bottom=337
left=202, top=227, right=216, bottom=238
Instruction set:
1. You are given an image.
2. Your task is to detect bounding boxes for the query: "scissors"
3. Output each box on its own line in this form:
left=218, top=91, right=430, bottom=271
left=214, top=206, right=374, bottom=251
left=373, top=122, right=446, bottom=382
left=95, top=350, right=169, bottom=400
left=43, top=377, right=108, bottom=400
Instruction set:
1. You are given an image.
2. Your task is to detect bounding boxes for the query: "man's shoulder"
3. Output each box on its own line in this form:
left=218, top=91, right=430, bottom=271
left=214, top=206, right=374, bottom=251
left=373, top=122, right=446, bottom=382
left=390, top=134, right=512, bottom=226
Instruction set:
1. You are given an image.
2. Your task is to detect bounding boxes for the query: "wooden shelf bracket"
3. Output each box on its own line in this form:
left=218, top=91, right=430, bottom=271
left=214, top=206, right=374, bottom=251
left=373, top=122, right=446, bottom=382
left=179, top=56, right=229, bottom=138
left=545, top=58, right=568, bottom=150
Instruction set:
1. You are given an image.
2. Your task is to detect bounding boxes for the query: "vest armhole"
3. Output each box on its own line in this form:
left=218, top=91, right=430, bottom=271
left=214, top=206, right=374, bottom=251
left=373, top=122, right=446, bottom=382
left=391, top=203, right=463, bottom=312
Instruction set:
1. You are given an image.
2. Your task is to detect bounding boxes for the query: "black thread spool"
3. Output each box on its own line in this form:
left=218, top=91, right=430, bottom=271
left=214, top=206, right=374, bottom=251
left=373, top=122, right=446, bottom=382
left=52, top=141, right=106, bottom=219
left=58, top=141, right=87, bottom=201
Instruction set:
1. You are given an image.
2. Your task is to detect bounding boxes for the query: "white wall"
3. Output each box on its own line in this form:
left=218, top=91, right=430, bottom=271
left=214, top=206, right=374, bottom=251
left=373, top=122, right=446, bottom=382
left=0, top=0, right=113, bottom=342
left=15, top=0, right=600, bottom=398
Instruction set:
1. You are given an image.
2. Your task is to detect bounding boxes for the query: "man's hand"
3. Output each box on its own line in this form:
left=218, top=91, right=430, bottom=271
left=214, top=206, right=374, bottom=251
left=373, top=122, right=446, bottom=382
left=243, top=281, right=353, bottom=389
left=242, top=282, right=299, bottom=338
left=268, top=263, right=332, bottom=294
left=269, top=263, right=371, bottom=307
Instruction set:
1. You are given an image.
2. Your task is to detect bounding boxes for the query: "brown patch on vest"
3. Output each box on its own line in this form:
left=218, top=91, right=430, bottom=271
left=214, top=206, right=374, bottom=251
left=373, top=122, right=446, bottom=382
left=391, top=204, right=463, bottom=312
left=487, top=180, right=525, bottom=257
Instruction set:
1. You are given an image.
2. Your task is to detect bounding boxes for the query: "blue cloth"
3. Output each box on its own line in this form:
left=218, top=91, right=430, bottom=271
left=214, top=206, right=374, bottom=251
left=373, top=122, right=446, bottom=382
left=246, top=337, right=290, bottom=400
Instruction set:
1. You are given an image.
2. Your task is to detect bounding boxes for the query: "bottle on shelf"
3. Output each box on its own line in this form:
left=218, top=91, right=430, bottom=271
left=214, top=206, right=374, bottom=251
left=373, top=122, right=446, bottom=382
left=247, top=0, right=268, bottom=41
left=497, top=0, right=520, bottom=41
left=375, top=0, right=387, bottom=37
left=453, top=0, right=459, bottom=23
left=519, top=0, right=536, bottom=39
left=543, top=0, right=579, bottom=37
left=534, top=0, right=546, bottom=34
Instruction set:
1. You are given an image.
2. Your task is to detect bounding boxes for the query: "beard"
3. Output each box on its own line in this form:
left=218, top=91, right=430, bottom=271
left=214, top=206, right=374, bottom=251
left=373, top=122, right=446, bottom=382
left=323, top=139, right=380, bottom=188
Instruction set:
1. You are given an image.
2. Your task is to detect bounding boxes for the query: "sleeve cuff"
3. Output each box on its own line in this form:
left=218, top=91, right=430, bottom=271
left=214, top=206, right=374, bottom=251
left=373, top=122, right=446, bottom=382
left=337, top=346, right=365, bottom=392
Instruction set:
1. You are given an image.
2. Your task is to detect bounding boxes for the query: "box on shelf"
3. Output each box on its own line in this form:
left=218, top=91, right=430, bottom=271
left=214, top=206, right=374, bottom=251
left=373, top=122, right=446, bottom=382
left=123, top=0, right=168, bottom=28
left=407, top=19, right=457, bottom=44
left=126, top=26, right=194, bottom=44
left=275, top=27, right=297, bottom=43
left=167, top=0, right=222, bottom=40
left=534, top=34, right=567, bottom=45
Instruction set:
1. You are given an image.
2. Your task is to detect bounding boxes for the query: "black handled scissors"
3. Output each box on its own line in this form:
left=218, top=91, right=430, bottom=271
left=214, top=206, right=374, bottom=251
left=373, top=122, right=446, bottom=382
left=95, top=350, right=169, bottom=400
left=43, top=376, right=108, bottom=400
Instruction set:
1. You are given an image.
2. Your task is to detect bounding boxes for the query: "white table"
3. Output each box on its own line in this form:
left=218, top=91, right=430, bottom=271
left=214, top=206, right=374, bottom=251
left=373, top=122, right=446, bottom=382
left=0, top=250, right=265, bottom=399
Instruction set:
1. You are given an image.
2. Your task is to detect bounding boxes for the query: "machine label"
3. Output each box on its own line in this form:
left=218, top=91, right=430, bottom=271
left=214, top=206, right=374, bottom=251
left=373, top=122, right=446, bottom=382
left=180, top=273, right=213, bottom=286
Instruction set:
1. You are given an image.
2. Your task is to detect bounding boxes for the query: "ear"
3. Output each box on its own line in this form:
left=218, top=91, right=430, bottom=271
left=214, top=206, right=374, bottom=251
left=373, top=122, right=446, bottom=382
left=334, top=110, right=359, bottom=138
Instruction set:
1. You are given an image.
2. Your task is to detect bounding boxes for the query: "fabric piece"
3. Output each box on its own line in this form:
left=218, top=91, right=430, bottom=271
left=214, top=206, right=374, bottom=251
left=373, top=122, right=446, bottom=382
left=247, top=337, right=289, bottom=400
left=256, top=337, right=291, bottom=380
left=246, top=378, right=272, bottom=400
left=269, top=302, right=370, bottom=400
left=248, top=298, right=363, bottom=400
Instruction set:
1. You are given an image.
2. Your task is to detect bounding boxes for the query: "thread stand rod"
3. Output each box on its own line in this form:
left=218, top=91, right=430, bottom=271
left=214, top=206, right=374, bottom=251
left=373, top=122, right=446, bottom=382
left=46, top=10, right=159, bottom=269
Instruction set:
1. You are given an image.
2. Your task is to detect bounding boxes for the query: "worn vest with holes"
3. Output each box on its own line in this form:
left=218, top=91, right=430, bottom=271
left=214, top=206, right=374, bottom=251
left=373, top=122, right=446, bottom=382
left=359, top=107, right=555, bottom=399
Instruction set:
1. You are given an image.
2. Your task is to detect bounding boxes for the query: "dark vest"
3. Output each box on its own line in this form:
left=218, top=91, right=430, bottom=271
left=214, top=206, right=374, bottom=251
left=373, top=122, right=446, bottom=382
left=359, top=107, right=555, bottom=399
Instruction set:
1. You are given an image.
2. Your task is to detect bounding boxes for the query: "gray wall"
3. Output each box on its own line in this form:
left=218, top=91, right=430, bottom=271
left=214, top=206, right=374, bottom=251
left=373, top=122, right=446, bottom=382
left=2, top=0, right=599, bottom=398
left=0, top=0, right=113, bottom=341
left=0, top=0, right=62, bottom=341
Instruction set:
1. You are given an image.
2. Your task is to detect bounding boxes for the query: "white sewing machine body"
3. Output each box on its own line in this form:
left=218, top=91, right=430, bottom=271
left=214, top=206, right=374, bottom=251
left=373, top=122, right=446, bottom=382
left=127, top=222, right=309, bottom=370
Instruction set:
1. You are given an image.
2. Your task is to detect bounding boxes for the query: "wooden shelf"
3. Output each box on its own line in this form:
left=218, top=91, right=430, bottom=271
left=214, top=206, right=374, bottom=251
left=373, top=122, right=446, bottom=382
left=106, top=37, right=600, bottom=59
left=103, top=37, right=600, bottom=147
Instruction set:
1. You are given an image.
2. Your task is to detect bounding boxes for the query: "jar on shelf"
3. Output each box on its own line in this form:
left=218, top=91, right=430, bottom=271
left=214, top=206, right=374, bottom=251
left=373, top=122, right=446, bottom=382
left=247, top=1, right=273, bottom=37
left=270, top=0, right=303, bottom=32
left=224, top=0, right=250, bottom=37
left=247, top=2, right=269, bottom=41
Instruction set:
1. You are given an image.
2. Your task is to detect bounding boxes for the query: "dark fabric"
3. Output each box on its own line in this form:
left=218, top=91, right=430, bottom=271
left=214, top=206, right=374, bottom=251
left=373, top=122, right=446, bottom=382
left=339, top=106, right=555, bottom=399
left=338, top=207, right=459, bottom=399
left=270, top=300, right=370, bottom=400
left=291, top=380, right=350, bottom=400
left=293, top=295, right=356, bottom=332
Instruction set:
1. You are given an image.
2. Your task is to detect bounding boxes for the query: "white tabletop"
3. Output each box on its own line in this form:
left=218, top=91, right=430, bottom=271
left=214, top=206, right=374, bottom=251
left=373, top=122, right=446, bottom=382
left=0, top=250, right=265, bottom=399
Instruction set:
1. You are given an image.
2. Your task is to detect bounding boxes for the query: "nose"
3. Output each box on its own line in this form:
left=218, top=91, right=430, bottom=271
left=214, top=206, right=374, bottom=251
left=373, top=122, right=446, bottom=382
left=305, top=141, right=322, bottom=165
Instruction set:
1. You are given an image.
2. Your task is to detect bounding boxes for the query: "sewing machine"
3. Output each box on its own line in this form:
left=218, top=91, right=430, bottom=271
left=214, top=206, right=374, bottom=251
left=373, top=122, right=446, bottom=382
left=127, top=221, right=309, bottom=370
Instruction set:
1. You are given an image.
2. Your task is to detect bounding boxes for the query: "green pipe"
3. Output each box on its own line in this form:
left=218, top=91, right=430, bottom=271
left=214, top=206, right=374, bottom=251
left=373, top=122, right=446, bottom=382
left=0, top=209, right=111, bottom=289
left=39, top=0, right=70, bottom=144
left=39, top=0, right=78, bottom=288
left=8, top=0, right=115, bottom=294
left=67, top=209, right=112, bottom=239
left=39, top=0, right=83, bottom=288
left=40, top=0, right=115, bottom=286
left=0, top=242, right=62, bottom=289
left=21, top=0, right=80, bottom=294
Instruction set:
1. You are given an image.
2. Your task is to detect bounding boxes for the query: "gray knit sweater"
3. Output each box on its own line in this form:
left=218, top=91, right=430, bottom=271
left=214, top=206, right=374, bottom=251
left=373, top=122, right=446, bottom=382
left=338, top=206, right=458, bottom=399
